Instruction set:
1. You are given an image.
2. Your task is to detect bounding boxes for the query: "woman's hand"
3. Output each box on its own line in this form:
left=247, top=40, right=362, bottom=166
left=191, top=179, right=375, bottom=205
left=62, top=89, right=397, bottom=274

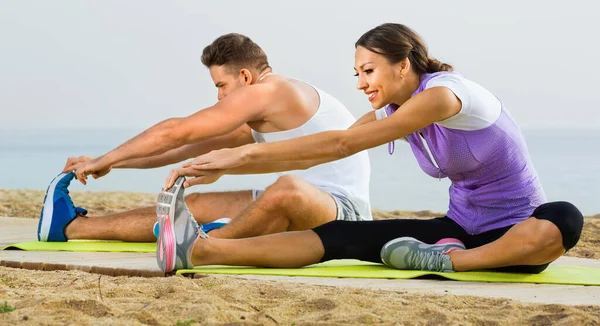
left=190, top=145, right=252, bottom=171
left=164, top=163, right=227, bottom=190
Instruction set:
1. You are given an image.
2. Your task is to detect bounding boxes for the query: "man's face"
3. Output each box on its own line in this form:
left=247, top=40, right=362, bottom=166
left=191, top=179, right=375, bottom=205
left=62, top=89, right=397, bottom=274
left=209, top=65, right=245, bottom=101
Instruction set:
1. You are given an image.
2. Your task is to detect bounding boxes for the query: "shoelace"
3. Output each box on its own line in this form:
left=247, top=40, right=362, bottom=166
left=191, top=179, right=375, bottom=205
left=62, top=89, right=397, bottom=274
left=408, top=250, right=449, bottom=272
left=190, top=217, right=208, bottom=239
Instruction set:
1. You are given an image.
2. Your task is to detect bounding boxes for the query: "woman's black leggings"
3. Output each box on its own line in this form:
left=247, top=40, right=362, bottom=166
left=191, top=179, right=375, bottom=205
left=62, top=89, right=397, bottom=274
left=312, top=201, right=583, bottom=274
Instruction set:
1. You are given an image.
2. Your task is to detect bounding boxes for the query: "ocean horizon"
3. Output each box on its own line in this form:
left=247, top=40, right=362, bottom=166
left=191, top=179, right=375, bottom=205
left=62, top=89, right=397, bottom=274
left=1, top=128, right=598, bottom=216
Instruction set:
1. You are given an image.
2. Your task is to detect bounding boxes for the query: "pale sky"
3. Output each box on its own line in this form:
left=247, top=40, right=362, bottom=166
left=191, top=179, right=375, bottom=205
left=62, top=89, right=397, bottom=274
left=1, top=0, right=598, bottom=130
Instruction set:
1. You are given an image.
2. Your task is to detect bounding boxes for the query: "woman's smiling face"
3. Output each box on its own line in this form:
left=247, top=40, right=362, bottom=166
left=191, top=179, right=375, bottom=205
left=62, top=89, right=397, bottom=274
left=354, top=45, right=412, bottom=110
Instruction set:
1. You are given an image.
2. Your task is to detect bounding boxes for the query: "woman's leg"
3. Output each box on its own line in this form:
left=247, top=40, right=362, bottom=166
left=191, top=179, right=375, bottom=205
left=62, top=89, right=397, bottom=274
left=190, top=217, right=465, bottom=268
left=158, top=177, right=467, bottom=272
left=449, top=202, right=583, bottom=272
left=449, top=218, right=564, bottom=271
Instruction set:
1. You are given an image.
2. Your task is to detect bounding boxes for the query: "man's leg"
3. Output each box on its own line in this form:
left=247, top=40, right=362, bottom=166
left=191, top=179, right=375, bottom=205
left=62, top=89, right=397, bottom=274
left=154, top=176, right=326, bottom=271
left=209, top=175, right=338, bottom=239
left=184, top=191, right=253, bottom=224
left=65, top=191, right=253, bottom=242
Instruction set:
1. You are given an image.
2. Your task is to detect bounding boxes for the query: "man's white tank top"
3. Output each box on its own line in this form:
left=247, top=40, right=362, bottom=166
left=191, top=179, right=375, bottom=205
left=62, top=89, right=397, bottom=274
left=251, top=85, right=372, bottom=220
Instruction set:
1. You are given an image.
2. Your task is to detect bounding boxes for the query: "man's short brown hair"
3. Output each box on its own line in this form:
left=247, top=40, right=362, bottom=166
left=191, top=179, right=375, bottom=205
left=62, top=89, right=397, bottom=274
left=201, top=33, right=270, bottom=72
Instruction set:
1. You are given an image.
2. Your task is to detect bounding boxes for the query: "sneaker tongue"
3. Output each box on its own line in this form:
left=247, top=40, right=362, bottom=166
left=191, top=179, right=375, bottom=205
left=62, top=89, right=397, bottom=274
left=74, top=207, right=88, bottom=216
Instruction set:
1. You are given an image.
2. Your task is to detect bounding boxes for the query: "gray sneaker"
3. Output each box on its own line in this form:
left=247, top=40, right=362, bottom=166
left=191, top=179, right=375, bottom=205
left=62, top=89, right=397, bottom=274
left=380, top=237, right=466, bottom=272
left=156, top=176, right=207, bottom=273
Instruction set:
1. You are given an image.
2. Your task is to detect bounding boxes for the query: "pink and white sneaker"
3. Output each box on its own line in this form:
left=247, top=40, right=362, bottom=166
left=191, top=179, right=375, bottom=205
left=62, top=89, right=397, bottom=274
left=156, top=176, right=207, bottom=273
left=380, top=237, right=465, bottom=272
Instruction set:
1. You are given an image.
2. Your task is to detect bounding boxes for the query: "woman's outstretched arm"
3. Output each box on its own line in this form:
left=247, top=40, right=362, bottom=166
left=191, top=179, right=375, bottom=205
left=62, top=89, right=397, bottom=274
left=191, top=87, right=461, bottom=171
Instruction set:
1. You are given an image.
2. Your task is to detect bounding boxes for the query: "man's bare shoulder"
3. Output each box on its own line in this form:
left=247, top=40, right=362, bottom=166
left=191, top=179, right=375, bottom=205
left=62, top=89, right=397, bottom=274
left=261, top=75, right=315, bottom=100
left=244, top=75, right=303, bottom=107
left=254, top=75, right=320, bottom=126
left=259, top=75, right=297, bottom=92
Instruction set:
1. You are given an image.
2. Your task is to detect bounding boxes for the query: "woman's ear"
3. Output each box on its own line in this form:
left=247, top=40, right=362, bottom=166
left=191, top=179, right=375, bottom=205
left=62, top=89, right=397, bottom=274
left=398, top=58, right=411, bottom=78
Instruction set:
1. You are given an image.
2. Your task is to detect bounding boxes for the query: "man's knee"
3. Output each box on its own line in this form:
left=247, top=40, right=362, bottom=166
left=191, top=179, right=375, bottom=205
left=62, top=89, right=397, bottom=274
left=184, top=192, right=202, bottom=206
left=273, top=175, right=306, bottom=189
left=262, top=175, right=309, bottom=209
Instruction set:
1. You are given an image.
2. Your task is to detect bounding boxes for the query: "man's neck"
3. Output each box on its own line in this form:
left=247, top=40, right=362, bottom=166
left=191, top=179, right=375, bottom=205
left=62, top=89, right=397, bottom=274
left=256, top=69, right=273, bottom=82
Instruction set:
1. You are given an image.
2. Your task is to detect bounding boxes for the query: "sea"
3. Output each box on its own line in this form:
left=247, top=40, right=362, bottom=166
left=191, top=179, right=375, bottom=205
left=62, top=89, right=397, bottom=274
left=0, top=128, right=598, bottom=215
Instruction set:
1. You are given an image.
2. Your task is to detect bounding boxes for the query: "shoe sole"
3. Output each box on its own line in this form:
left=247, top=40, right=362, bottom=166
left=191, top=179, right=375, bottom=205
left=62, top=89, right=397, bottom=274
left=156, top=177, right=185, bottom=273
left=383, top=237, right=466, bottom=253
left=38, top=173, right=71, bottom=242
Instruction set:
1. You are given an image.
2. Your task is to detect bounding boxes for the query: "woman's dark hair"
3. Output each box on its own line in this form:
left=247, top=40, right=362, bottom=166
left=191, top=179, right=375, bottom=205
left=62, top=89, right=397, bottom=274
left=355, top=23, right=453, bottom=74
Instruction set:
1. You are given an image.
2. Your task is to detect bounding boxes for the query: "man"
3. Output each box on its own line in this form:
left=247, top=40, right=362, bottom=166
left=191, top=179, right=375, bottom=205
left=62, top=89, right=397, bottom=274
left=37, top=33, right=371, bottom=244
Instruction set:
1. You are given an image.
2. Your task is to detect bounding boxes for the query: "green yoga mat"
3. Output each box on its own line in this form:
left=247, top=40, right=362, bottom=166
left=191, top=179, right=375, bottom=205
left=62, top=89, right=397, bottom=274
left=176, top=259, right=600, bottom=286
left=2, top=241, right=155, bottom=253
left=4, top=243, right=599, bottom=286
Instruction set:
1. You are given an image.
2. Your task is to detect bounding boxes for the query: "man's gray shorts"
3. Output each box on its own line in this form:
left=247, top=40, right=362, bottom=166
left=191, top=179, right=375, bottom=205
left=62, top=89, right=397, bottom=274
left=252, top=189, right=363, bottom=221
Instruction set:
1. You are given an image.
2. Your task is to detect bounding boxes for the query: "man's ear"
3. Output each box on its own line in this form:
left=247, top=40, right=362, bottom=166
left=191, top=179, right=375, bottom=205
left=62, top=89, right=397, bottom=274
left=239, top=68, right=253, bottom=85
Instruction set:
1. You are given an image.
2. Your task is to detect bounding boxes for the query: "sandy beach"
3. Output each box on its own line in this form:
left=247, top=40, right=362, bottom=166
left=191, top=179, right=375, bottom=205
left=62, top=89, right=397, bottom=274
left=1, top=189, right=599, bottom=325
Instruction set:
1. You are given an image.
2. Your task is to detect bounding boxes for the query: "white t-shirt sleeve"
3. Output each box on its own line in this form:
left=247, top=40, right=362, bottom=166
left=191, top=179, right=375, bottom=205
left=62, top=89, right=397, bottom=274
left=375, top=107, right=389, bottom=120
left=425, top=74, right=501, bottom=131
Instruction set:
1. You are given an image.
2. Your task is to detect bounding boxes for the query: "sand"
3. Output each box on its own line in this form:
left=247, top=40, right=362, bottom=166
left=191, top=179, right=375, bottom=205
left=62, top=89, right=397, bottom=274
left=1, top=189, right=599, bottom=325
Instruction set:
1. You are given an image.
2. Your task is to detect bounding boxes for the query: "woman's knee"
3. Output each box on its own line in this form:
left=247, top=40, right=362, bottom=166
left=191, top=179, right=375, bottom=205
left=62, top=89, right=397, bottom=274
left=532, top=201, right=584, bottom=251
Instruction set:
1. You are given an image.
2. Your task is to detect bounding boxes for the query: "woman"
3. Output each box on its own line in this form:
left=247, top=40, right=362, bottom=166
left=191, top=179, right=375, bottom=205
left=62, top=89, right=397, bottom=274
left=158, top=23, right=583, bottom=274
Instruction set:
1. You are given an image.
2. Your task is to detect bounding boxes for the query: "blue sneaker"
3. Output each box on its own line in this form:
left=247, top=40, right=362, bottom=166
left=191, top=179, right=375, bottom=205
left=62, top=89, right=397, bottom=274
left=37, top=172, right=88, bottom=242
left=152, top=217, right=230, bottom=239
left=202, top=217, right=231, bottom=233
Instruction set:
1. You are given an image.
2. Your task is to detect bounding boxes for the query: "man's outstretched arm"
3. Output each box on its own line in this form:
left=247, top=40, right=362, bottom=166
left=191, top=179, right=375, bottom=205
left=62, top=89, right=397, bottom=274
left=74, top=83, right=273, bottom=183
left=115, top=125, right=254, bottom=169
left=63, top=125, right=254, bottom=172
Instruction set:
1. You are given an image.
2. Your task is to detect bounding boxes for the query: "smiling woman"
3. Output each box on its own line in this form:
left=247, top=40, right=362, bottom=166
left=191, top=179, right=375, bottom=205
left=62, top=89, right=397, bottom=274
left=353, top=23, right=453, bottom=110
left=156, top=23, right=584, bottom=275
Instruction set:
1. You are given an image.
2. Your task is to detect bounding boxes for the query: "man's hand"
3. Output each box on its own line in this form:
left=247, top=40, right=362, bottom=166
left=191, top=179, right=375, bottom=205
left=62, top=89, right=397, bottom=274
left=164, top=163, right=227, bottom=190
left=74, top=156, right=113, bottom=185
left=62, top=156, right=95, bottom=174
